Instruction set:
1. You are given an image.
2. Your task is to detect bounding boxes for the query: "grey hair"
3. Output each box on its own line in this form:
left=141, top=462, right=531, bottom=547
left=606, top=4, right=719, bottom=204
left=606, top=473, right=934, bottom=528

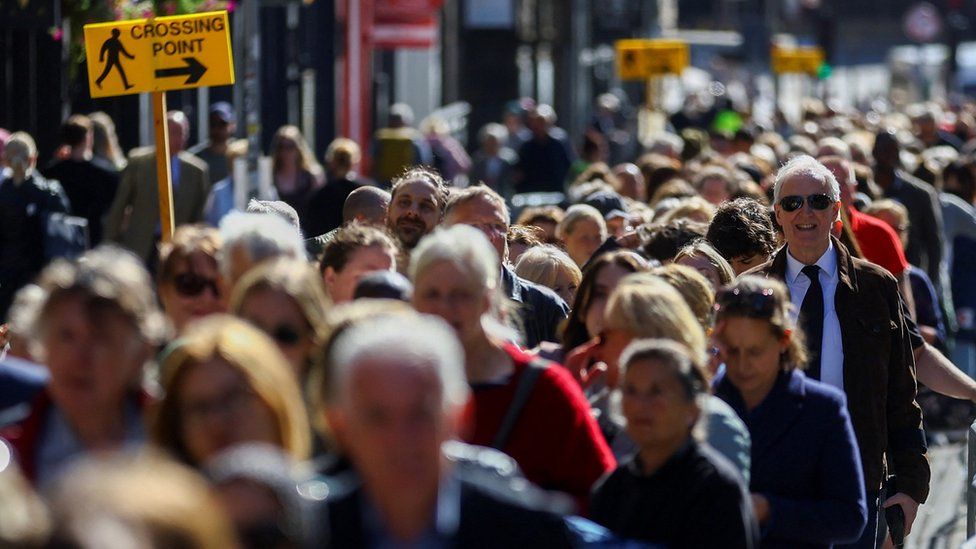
left=328, top=313, right=469, bottom=411
left=409, top=224, right=500, bottom=291
left=7, top=284, right=45, bottom=337
left=246, top=199, right=302, bottom=234
left=409, top=225, right=520, bottom=343
left=772, top=154, right=841, bottom=204
left=217, top=212, right=306, bottom=279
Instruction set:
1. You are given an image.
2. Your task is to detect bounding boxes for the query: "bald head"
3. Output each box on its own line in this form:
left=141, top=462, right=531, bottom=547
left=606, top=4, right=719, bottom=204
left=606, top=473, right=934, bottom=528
left=343, top=186, right=391, bottom=226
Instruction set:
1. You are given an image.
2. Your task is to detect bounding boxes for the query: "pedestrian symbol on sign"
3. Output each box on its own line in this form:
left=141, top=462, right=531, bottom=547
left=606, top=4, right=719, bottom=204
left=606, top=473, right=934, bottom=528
left=95, top=29, right=135, bottom=90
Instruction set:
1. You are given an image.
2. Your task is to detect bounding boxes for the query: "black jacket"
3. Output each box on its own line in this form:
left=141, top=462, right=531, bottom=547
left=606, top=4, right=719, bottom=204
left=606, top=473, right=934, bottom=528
left=747, top=238, right=929, bottom=503
left=323, top=475, right=576, bottom=548
left=591, top=440, right=758, bottom=549
left=501, top=265, right=569, bottom=348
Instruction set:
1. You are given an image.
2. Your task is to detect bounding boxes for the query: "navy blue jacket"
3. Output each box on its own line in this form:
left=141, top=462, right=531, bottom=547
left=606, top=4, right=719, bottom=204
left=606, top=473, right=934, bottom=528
left=501, top=265, right=569, bottom=348
left=715, top=370, right=867, bottom=549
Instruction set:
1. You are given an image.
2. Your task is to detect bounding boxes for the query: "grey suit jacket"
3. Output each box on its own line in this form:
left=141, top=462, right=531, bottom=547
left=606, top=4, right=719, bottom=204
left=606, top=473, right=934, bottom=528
left=104, top=149, right=209, bottom=262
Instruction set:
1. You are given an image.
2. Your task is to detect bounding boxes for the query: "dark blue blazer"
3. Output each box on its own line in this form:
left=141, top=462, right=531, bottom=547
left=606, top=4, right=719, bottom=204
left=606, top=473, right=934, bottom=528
left=715, top=369, right=867, bottom=549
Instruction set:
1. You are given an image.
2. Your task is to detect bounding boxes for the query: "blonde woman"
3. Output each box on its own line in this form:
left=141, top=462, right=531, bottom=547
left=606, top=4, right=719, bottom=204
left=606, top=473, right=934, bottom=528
left=514, top=244, right=582, bottom=304
left=229, top=257, right=331, bottom=379
left=566, top=272, right=752, bottom=479
left=674, top=240, right=735, bottom=290
left=270, top=125, right=324, bottom=223
left=150, top=315, right=311, bottom=467
left=557, top=204, right=608, bottom=267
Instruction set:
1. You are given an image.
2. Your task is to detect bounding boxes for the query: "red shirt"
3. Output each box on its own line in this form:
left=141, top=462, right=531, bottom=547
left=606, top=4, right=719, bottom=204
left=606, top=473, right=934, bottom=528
left=464, top=345, right=616, bottom=501
left=848, top=206, right=909, bottom=277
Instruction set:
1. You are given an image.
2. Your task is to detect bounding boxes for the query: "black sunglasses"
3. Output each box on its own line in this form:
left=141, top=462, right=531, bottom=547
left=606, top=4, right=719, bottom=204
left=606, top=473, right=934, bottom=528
left=173, top=273, right=220, bottom=297
left=269, top=324, right=304, bottom=346
left=778, top=193, right=834, bottom=212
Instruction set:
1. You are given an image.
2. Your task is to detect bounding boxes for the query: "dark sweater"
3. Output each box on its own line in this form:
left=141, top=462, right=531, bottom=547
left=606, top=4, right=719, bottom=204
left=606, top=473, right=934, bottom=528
left=591, top=440, right=758, bottom=549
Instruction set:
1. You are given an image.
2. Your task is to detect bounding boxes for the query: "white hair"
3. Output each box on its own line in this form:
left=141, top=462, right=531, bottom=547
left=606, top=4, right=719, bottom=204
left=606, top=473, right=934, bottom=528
left=772, top=154, right=841, bottom=204
left=329, top=314, right=469, bottom=411
left=217, top=212, right=306, bottom=278
left=409, top=224, right=499, bottom=291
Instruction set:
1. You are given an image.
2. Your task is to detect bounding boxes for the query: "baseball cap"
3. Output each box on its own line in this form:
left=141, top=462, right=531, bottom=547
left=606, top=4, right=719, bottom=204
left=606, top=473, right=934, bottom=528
left=209, top=102, right=234, bottom=124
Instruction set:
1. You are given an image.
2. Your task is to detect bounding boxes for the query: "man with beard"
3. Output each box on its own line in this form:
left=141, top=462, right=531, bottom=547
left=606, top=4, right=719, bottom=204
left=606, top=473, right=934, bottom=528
left=386, top=167, right=448, bottom=272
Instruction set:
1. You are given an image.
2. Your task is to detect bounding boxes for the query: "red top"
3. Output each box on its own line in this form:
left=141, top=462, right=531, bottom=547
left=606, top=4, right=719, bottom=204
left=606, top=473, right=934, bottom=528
left=463, top=344, right=616, bottom=502
left=848, top=206, right=909, bottom=277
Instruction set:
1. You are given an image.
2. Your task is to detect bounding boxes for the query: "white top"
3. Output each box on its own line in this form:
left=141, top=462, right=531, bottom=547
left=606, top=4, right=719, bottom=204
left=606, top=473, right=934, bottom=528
left=784, top=242, right=845, bottom=392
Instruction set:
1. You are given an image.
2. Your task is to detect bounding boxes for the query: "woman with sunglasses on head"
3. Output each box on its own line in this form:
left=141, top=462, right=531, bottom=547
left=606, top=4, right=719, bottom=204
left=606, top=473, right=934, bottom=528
left=229, top=257, right=331, bottom=380
left=591, top=339, right=758, bottom=549
left=157, top=225, right=227, bottom=334
left=150, top=315, right=311, bottom=468
left=712, top=276, right=866, bottom=548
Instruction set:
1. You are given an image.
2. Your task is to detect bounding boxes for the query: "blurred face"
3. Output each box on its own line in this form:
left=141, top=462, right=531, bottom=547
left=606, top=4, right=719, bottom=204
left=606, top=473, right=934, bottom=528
left=621, top=358, right=697, bottom=450
left=700, top=177, right=731, bottom=205
left=413, top=261, right=489, bottom=347
left=551, top=268, right=578, bottom=305
left=177, top=358, right=281, bottom=464
left=613, top=165, right=646, bottom=202
left=167, top=118, right=187, bottom=155
left=606, top=216, right=632, bottom=239
left=324, top=245, right=396, bottom=304
left=387, top=180, right=440, bottom=249
left=676, top=254, right=722, bottom=290
left=159, top=252, right=226, bottom=333
left=774, top=174, right=839, bottom=262
left=871, top=210, right=909, bottom=250
left=821, top=159, right=856, bottom=207
left=330, top=359, right=450, bottom=501
left=584, top=263, right=631, bottom=338
left=533, top=220, right=559, bottom=244
left=445, top=196, right=509, bottom=262
left=208, top=115, right=233, bottom=144
left=715, top=316, right=786, bottom=407
left=43, top=295, right=148, bottom=419
left=237, top=288, right=314, bottom=376
left=564, top=218, right=605, bottom=267
left=276, top=138, right=299, bottom=164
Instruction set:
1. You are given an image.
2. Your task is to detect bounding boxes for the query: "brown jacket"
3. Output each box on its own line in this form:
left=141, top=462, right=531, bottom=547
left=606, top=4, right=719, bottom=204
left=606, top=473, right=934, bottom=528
left=746, top=237, right=929, bottom=503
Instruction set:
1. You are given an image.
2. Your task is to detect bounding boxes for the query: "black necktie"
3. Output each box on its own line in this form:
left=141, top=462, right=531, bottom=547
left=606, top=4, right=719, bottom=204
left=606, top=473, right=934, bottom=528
left=800, top=265, right=824, bottom=380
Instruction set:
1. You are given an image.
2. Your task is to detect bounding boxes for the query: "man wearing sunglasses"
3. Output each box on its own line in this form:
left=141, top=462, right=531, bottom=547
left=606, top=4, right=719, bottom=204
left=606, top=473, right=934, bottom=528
left=747, top=154, right=928, bottom=549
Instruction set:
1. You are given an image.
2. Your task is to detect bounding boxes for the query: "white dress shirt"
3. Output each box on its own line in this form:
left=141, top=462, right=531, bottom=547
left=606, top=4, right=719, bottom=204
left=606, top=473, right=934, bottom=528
left=785, top=242, right=845, bottom=391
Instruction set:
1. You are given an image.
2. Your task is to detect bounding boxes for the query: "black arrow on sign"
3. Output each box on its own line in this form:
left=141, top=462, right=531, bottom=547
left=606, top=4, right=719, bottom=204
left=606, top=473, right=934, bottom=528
left=155, top=57, right=207, bottom=85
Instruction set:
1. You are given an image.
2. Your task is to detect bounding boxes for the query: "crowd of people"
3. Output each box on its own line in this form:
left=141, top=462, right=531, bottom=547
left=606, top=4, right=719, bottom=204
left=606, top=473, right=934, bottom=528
left=1, top=92, right=976, bottom=548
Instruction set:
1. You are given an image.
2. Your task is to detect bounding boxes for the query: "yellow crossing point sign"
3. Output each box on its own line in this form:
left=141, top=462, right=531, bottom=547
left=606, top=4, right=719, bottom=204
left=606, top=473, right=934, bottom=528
left=84, top=11, right=234, bottom=98
left=615, top=39, right=689, bottom=80
left=771, top=46, right=825, bottom=76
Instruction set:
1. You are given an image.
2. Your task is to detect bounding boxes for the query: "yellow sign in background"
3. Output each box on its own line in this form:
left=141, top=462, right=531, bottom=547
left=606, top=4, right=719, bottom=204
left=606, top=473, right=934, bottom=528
left=84, top=11, right=234, bottom=98
left=616, top=39, right=689, bottom=80
left=771, top=46, right=825, bottom=76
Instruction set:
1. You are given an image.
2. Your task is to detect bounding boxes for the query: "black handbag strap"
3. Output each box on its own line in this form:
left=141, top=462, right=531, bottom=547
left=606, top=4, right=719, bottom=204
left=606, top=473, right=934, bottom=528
left=491, top=357, right=550, bottom=450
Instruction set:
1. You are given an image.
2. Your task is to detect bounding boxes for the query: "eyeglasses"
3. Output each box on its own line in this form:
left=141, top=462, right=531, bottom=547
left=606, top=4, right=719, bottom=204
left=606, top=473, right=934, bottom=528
left=269, top=324, right=304, bottom=346
left=173, top=273, right=220, bottom=297
left=778, top=193, right=834, bottom=212
left=714, top=286, right=778, bottom=318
